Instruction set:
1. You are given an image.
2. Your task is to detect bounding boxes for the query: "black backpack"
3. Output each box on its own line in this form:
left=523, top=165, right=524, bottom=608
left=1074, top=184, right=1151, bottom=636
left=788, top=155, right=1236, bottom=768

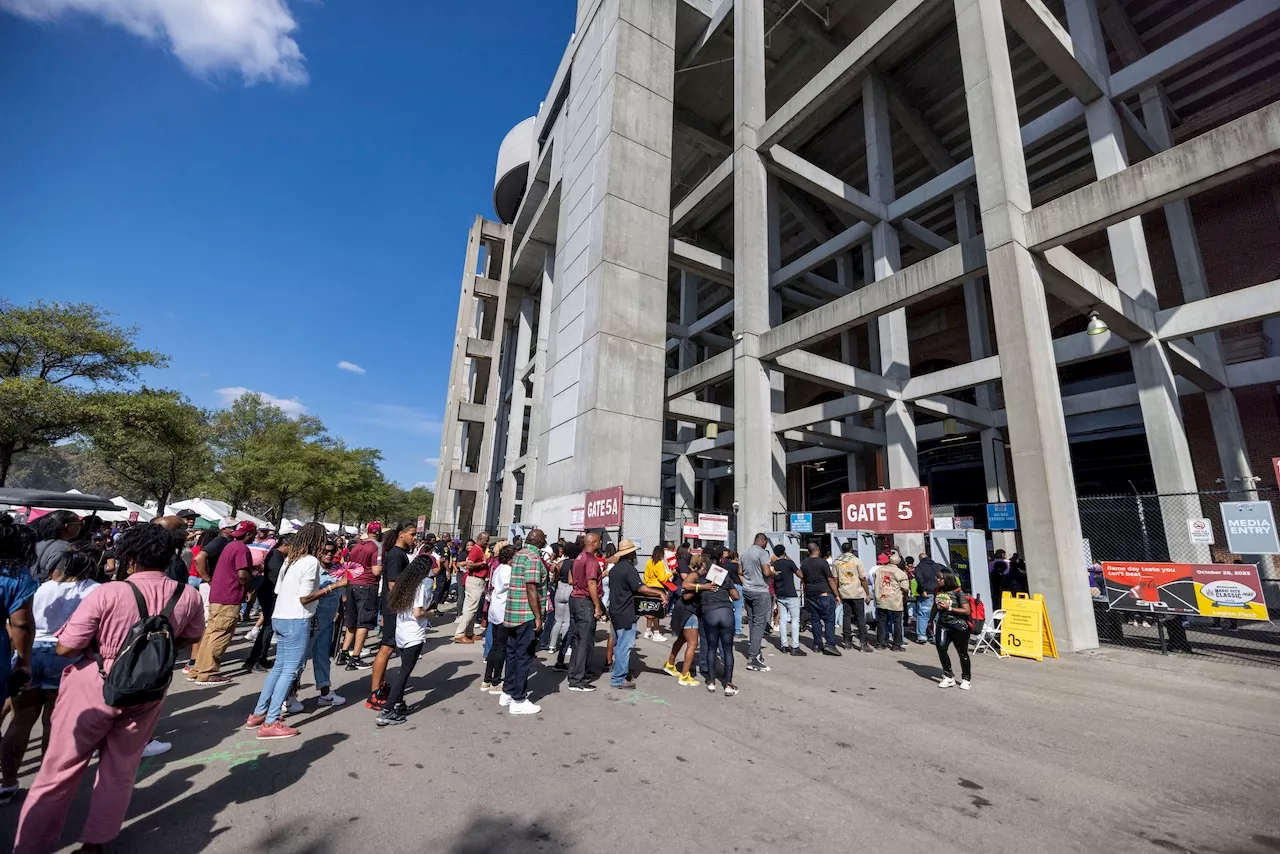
left=92, top=581, right=186, bottom=707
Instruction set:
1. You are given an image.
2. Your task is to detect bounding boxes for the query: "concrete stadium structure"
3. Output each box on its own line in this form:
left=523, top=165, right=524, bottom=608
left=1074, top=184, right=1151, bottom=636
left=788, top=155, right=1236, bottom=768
left=432, top=0, right=1280, bottom=651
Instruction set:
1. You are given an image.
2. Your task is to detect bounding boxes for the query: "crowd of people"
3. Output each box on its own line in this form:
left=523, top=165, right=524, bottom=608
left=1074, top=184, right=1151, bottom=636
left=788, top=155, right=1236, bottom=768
left=0, top=505, right=991, bottom=853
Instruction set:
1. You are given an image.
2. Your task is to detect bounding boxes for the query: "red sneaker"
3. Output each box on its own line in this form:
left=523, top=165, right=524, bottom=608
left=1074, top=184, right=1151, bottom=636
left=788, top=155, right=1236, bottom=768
left=244, top=713, right=267, bottom=730
left=256, top=721, right=300, bottom=740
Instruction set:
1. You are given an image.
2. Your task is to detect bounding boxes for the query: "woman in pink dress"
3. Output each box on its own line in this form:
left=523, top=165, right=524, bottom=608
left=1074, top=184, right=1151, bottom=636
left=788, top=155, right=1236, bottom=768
left=13, top=524, right=205, bottom=854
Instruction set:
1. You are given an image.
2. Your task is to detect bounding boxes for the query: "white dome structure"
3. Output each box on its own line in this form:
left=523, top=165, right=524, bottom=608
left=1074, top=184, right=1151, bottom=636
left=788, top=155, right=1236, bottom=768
left=493, top=116, right=536, bottom=225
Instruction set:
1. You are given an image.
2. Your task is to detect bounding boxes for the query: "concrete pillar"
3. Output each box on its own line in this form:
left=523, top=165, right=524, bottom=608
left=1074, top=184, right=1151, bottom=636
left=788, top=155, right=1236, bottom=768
left=1066, top=0, right=1208, bottom=561
left=732, top=0, right=781, bottom=542
left=864, top=73, right=921, bottom=554
left=498, top=294, right=535, bottom=529
left=473, top=225, right=512, bottom=534
left=527, top=0, right=676, bottom=552
left=675, top=272, right=700, bottom=517
left=841, top=329, right=869, bottom=491
left=955, top=0, right=1097, bottom=650
left=520, top=251, right=554, bottom=525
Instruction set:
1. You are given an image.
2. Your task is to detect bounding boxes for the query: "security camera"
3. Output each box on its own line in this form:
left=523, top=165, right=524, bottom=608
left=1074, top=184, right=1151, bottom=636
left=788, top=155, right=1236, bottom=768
left=732, top=501, right=741, bottom=513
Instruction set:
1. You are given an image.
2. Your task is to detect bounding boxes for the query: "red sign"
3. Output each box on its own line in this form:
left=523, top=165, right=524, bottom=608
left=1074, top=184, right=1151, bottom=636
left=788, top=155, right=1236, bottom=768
left=584, top=485, right=623, bottom=528
left=1102, top=561, right=1270, bottom=620
left=840, top=487, right=931, bottom=533
left=1273, top=457, right=1280, bottom=486
left=128, top=511, right=139, bottom=523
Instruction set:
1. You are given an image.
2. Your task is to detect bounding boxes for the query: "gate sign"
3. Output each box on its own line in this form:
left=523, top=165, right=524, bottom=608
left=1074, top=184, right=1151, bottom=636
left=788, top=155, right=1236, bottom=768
left=840, top=487, right=931, bottom=534
left=584, top=486, right=623, bottom=528
left=1220, top=500, right=1280, bottom=555
left=698, top=513, right=729, bottom=541
left=1102, top=561, right=1269, bottom=620
left=987, top=502, right=1017, bottom=530
left=790, top=512, right=812, bottom=533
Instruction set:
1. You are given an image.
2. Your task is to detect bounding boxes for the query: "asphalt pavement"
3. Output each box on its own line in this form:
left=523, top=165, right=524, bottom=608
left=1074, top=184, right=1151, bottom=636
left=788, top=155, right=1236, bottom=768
left=3, top=611, right=1280, bottom=854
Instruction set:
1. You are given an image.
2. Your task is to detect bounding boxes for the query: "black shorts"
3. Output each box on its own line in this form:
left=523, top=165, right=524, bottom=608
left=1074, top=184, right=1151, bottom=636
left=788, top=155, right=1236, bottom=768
left=344, top=585, right=380, bottom=630
left=380, top=608, right=398, bottom=646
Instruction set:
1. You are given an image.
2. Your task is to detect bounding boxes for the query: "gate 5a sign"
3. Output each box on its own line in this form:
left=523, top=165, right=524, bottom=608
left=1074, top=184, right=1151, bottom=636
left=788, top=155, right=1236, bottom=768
left=584, top=486, right=623, bottom=528
left=840, top=487, right=931, bottom=534
left=1220, top=500, right=1280, bottom=555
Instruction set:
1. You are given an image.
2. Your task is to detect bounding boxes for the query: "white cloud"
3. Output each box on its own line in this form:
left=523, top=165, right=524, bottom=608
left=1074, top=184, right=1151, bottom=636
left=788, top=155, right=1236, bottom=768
left=356, top=403, right=443, bottom=437
left=1, top=0, right=308, bottom=85
left=411, top=480, right=434, bottom=491
left=216, top=386, right=307, bottom=418
left=336, top=361, right=366, bottom=375
left=423, top=457, right=439, bottom=467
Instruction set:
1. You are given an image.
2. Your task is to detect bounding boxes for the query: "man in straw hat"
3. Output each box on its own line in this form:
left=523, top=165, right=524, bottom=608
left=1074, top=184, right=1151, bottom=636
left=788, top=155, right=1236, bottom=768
left=606, top=538, right=668, bottom=690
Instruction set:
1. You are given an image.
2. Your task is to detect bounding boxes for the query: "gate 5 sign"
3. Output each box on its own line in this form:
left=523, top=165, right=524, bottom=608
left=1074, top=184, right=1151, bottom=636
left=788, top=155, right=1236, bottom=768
left=584, top=486, right=623, bottom=528
left=1102, top=561, right=1269, bottom=621
left=840, top=487, right=931, bottom=534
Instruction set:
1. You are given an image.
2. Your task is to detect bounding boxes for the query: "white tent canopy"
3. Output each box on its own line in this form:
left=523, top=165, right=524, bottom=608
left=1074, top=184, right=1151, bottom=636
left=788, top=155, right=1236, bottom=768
left=105, top=496, right=155, bottom=523
left=170, top=498, right=270, bottom=529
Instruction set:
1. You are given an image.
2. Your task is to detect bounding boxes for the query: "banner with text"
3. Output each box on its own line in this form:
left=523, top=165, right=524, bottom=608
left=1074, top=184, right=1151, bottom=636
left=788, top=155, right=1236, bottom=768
left=698, top=513, right=729, bottom=541
left=1102, top=561, right=1269, bottom=620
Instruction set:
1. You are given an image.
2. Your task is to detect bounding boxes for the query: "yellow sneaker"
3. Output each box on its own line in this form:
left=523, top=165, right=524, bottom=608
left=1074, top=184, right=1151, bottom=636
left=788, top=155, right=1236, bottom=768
left=663, top=662, right=680, bottom=678
left=678, top=673, right=699, bottom=687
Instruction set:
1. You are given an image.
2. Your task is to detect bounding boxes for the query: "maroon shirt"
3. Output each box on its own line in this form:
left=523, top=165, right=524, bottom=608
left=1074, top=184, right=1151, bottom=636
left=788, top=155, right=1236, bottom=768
left=570, top=552, right=600, bottom=599
left=346, top=540, right=381, bottom=586
left=466, top=544, right=489, bottom=580
left=209, top=540, right=253, bottom=606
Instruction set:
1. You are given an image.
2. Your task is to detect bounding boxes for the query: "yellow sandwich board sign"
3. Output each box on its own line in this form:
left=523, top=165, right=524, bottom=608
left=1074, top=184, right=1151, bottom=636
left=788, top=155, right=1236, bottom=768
left=1000, top=592, right=1058, bottom=661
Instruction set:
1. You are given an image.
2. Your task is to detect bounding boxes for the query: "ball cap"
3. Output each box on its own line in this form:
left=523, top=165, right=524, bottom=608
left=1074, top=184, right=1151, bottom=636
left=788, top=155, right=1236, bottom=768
left=231, top=520, right=258, bottom=538
left=366, top=522, right=383, bottom=535
left=876, top=553, right=891, bottom=565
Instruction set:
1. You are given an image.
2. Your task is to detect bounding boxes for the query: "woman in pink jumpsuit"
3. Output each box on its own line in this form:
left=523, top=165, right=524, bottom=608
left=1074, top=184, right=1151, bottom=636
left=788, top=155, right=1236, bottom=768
left=13, top=524, right=205, bottom=854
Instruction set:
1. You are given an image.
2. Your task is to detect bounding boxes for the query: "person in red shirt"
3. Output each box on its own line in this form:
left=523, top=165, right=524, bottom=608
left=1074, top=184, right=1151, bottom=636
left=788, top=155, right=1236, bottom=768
left=336, top=522, right=383, bottom=670
left=452, top=531, right=490, bottom=643
left=190, top=520, right=256, bottom=685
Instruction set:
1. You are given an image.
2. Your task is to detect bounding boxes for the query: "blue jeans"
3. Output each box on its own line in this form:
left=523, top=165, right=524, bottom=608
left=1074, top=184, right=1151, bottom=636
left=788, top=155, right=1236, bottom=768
left=308, top=595, right=341, bottom=690
left=702, top=607, right=735, bottom=685
left=611, top=625, right=637, bottom=686
left=733, top=585, right=744, bottom=634
left=777, top=597, right=801, bottom=649
left=916, top=595, right=935, bottom=641
left=809, top=594, right=837, bottom=649
left=484, top=621, right=494, bottom=658
left=254, top=617, right=310, bottom=724
left=502, top=620, right=536, bottom=702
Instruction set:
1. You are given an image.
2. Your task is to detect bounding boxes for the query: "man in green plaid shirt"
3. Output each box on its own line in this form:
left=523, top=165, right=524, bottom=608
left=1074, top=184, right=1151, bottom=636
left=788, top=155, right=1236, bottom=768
left=501, top=528, right=550, bottom=714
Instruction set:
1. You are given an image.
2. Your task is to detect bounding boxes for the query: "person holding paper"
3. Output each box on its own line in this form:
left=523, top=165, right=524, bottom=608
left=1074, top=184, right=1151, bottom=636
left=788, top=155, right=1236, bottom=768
left=685, top=545, right=740, bottom=696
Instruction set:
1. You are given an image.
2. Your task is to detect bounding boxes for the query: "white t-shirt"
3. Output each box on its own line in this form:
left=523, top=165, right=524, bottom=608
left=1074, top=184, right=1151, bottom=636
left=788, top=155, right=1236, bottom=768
left=488, top=563, right=512, bottom=624
left=273, top=555, right=321, bottom=619
left=34, top=578, right=100, bottom=644
left=395, top=579, right=432, bottom=647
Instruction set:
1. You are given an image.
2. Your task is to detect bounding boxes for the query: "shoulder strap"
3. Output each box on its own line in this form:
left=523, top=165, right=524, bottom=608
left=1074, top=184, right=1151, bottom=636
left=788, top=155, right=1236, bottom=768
left=160, top=578, right=186, bottom=620
left=125, top=581, right=150, bottom=620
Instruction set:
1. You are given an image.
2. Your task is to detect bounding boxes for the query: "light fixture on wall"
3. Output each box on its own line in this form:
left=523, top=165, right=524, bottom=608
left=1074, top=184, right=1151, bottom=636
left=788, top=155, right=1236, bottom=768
left=1086, top=311, right=1109, bottom=336
left=941, top=417, right=965, bottom=443
left=705, top=423, right=718, bottom=439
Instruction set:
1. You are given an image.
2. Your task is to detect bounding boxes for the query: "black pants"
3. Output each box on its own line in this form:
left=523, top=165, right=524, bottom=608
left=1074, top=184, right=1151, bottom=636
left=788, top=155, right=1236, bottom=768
left=936, top=625, right=972, bottom=680
left=485, top=623, right=511, bottom=685
left=841, top=598, right=869, bottom=648
left=245, top=584, right=277, bottom=667
left=385, top=642, right=424, bottom=709
left=567, top=597, right=596, bottom=688
left=503, top=620, right=536, bottom=702
left=702, top=607, right=735, bottom=685
left=878, top=608, right=904, bottom=649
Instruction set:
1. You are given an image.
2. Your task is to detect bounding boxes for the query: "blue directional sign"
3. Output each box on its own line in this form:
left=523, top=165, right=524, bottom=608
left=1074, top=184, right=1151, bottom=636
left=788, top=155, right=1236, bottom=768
left=790, top=512, right=813, bottom=533
left=987, top=503, right=1018, bottom=531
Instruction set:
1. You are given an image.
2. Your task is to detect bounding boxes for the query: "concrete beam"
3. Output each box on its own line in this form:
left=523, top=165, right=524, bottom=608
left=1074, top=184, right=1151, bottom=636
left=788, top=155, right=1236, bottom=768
left=1001, top=0, right=1109, bottom=103
left=1025, top=103, right=1280, bottom=250
left=670, top=239, right=735, bottom=285
left=1155, top=278, right=1280, bottom=339
left=673, top=108, right=733, bottom=157
left=1037, top=246, right=1156, bottom=341
left=765, top=145, right=888, bottom=223
left=772, top=394, right=878, bottom=433
left=910, top=394, right=996, bottom=429
left=458, top=401, right=487, bottom=423
left=900, top=217, right=952, bottom=252
left=876, top=69, right=956, bottom=172
left=770, top=221, right=873, bottom=288
left=1227, top=355, right=1280, bottom=387
left=666, top=348, right=734, bottom=399
left=1053, top=328, right=1129, bottom=365
left=1108, top=0, right=1280, bottom=100
left=772, top=350, right=901, bottom=400
left=1164, top=338, right=1228, bottom=391
left=761, top=237, right=987, bottom=358
left=757, top=0, right=941, bottom=148
left=671, top=156, right=734, bottom=231
left=464, top=337, right=494, bottom=359
left=665, top=396, right=735, bottom=425
left=900, top=355, right=1002, bottom=400
left=678, top=0, right=733, bottom=70
left=782, top=429, right=865, bottom=454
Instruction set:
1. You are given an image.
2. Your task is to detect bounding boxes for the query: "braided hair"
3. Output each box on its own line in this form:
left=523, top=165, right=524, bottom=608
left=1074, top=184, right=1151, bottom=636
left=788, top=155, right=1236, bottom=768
left=0, top=513, right=37, bottom=576
left=287, top=522, right=327, bottom=567
left=116, top=524, right=180, bottom=572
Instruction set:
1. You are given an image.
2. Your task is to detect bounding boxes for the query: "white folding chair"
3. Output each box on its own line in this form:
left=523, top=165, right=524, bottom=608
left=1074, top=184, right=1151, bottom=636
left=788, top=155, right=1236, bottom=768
left=972, top=609, right=1006, bottom=656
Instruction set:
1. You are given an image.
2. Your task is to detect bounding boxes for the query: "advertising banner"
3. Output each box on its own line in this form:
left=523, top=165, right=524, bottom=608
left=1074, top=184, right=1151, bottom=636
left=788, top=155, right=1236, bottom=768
left=698, top=513, right=729, bottom=541
left=1102, top=562, right=1269, bottom=620
left=840, top=487, right=931, bottom=534
left=584, top=486, right=623, bottom=528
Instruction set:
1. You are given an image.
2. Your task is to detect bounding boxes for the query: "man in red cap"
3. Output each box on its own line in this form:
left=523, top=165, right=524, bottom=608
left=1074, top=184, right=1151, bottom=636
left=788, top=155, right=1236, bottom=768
left=191, top=520, right=257, bottom=684
left=336, top=522, right=383, bottom=671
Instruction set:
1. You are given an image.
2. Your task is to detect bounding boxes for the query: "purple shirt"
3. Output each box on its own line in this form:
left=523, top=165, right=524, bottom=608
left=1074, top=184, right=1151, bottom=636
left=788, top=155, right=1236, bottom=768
left=209, top=540, right=253, bottom=605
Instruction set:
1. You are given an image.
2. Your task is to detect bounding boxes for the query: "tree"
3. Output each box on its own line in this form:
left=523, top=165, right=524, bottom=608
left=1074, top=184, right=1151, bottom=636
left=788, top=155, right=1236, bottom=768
left=0, top=300, right=166, bottom=485
left=207, top=392, right=289, bottom=515
left=301, top=444, right=382, bottom=522
left=84, top=389, right=212, bottom=514
left=253, top=413, right=326, bottom=528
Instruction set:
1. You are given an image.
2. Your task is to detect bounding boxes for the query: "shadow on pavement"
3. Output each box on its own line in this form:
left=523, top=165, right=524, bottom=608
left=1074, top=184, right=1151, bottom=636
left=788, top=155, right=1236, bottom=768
left=448, top=810, right=575, bottom=854
left=898, top=659, right=945, bottom=682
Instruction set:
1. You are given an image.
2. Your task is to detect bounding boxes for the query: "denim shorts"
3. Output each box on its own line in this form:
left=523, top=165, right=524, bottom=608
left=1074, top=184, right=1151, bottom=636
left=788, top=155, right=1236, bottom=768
left=683, top=615, right=698, bottom=630
left=31, top=642, right=79, bottom=690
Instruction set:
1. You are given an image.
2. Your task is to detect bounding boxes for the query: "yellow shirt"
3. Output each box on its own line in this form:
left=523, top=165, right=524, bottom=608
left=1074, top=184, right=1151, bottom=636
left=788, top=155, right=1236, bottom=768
left=642, top=558, right=671, bottom=589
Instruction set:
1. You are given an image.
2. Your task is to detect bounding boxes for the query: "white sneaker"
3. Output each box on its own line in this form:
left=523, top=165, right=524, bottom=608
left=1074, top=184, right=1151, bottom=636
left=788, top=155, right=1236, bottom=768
left=958, top=679, right=971, bottom=691
left=317, top=692, right=346, bottom=707
left=141, top=739, right=172, bottom=758
left=245, top=627, right=260, bottom=642
left=499, top=692, right=512, bottom=707
left=509, top=699, right=541, bottom=715
left=643, top=629, right=653, bottom=639
left=282, top=697, right=304, bottom=715
left=651, top=632, right=666, bottom=643
left=938, top=676, right=957, bottom=688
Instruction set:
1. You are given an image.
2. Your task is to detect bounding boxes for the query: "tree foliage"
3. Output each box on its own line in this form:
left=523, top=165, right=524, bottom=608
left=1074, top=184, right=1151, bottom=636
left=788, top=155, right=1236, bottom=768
left=0, top=300, right=165, bottom=484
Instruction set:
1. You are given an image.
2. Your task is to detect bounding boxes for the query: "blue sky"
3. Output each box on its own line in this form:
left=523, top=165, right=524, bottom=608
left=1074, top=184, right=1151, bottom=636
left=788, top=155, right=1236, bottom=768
left=0, top=0, right=575, bottom=489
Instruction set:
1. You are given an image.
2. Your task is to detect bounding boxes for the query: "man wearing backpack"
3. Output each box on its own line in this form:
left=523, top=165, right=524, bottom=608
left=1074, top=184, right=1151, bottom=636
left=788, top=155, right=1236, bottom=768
left=14, top=523, right=205, bottom=854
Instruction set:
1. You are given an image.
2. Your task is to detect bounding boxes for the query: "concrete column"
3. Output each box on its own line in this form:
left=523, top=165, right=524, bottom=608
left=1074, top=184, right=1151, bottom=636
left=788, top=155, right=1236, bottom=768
left=864, top=73, right=921, bottom=553
left=1066, top=0, right=1208, bottom=561
left=521, top=251, right=555, bottom=517
left=430, top=217, right=484, bottom=534
left=955, top=0, right=1097, bottom=650
left=498, top=295, right=535, bottom=529
left=527, top=0, right=676, bottom=551
left=675, top=272, right=699, bottom=516
left=733, top=0, right=780, bottom=542
left=473, top=225, right=513, bottom=534
left=841, top=329, right=869, bottom=491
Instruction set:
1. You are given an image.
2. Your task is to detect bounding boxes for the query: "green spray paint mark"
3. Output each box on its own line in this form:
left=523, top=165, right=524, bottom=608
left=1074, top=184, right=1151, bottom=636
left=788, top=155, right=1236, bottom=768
left=138, top=740, right=268, bottom=779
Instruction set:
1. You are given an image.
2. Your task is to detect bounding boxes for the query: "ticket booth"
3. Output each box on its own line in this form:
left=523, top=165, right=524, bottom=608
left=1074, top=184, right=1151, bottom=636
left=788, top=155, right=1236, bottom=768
left=766, top=531, right=804, bottom=565
left=829, top=530, right=879, bottom=570
left=928, top=529, right=993, bottom=609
